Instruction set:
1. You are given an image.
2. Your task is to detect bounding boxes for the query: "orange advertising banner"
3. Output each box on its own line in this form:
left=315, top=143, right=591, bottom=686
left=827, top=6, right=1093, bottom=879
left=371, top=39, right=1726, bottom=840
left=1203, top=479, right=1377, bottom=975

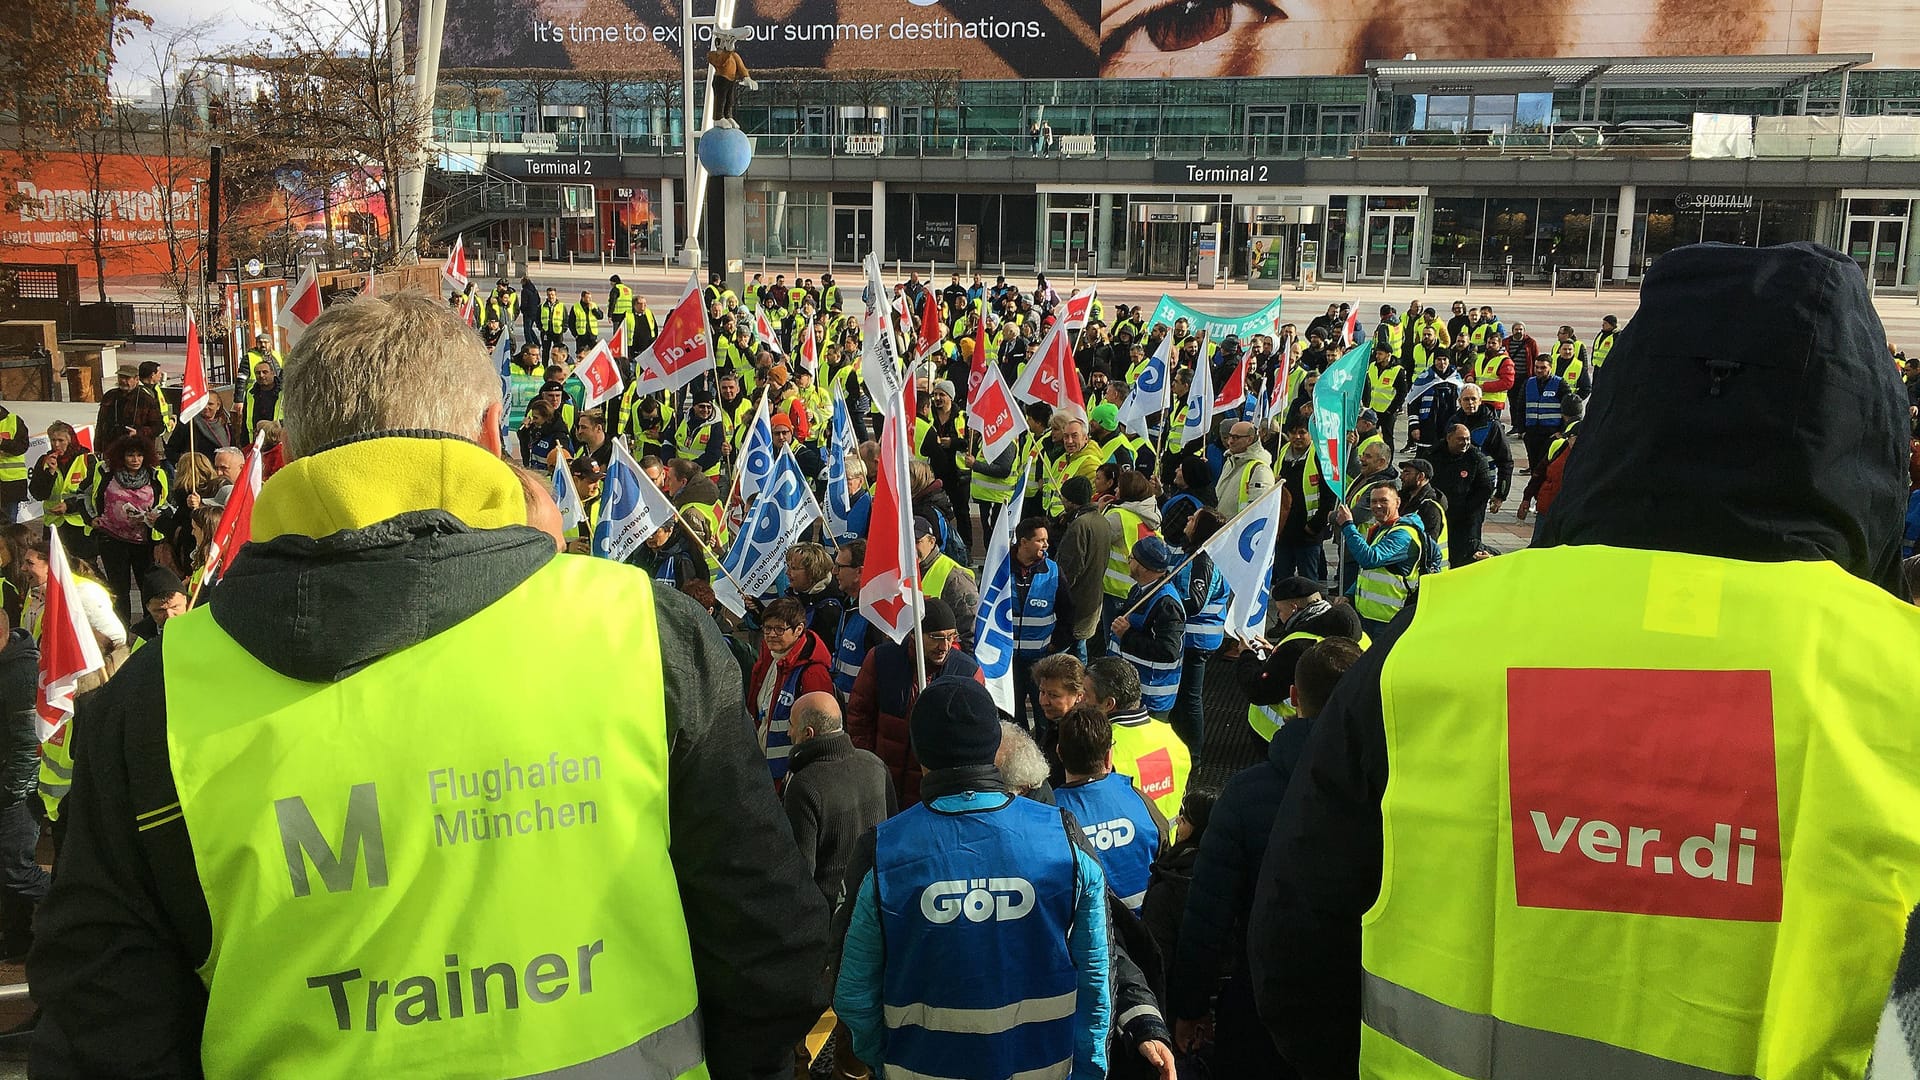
left=1, top=152, right=206, bottom=281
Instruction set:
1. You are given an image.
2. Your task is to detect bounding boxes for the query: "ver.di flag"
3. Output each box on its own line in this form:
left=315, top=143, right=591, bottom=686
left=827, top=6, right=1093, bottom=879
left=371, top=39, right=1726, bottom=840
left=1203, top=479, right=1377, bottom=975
left=634, top=274, right=714, bottom=394
left=1117, top=333, right=1172, bottom=439
left=1311, top=339, right=1374, bottom=500
left=575, top=336, right=625, bottom=411
left=276, top=263, right=323, bottom=347
left=715, top=448, right=822, bottom=617
left=968, top=359, right=1023, bottom=464
left=35, top=527, right=105, bottom=743
left=973, top=470, right=1029, bottom=716
left=825, top=388, right=859, bottom=542
left=1199, top=482, right=1286, bottom=645
left=441, top=234, right=469, bottom=292
left=1011, top=320, right=1086, bottom=423
left=178, top=307, right=211, bottom=424
left=592, top=438, right=680, bottom=563
left=859, top=372, right=921, bottom=643
left=198, top=431, right=266, bottom=590
left=1061, top=286, right=1097, bottom=332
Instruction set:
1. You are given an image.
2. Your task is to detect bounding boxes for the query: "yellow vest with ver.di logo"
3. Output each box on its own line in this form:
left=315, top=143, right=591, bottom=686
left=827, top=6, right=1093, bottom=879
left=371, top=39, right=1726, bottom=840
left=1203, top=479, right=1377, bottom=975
left=1361, top=546, right=1920, bottom=1078
left=162, top=558, right=710, bottom=1080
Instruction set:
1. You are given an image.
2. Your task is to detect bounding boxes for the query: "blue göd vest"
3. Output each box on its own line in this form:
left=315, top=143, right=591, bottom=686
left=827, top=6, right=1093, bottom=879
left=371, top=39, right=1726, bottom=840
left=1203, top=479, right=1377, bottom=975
left=1054, top=771, right=1160, bottom=911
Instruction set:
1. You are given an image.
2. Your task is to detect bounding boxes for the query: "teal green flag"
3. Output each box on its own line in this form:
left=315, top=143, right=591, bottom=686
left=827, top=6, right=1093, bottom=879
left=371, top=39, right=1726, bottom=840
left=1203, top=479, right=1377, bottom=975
left=1146, top=294, right=1284, bottom=342
left=1310, top=339, right=1373, bottom=500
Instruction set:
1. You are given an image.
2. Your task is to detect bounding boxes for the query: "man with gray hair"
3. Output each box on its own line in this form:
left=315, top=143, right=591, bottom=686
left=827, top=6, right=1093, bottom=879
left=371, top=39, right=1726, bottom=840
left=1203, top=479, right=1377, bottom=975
left=30, top=291, right=832, bottom=1079
left=783, top=691, right=894, bottom=904
left=995, top=720, right=1052, bottom=800
left=207, top=446, right=246, bottom=508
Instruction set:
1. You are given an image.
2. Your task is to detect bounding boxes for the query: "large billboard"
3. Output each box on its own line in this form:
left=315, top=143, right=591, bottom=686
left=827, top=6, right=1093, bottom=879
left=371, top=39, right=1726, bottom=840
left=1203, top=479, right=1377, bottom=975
left=1, top=152, right=205, bottom=283
left=442, top=0, right=1915, bottom=79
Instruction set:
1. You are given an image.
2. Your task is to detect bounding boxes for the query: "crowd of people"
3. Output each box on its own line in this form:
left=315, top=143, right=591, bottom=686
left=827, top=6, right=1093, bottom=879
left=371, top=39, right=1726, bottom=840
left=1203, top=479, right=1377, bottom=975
left=8, top=238, right=1920, bottom=1080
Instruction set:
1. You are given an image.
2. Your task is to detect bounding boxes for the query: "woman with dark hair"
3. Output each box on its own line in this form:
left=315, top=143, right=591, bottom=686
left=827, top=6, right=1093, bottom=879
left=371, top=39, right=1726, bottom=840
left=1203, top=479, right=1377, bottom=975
left=1160, top=455, right=1217, bottom=553
left=163, top=390, right=237, bottom=463
left=85, top=434, right=170, bottom=629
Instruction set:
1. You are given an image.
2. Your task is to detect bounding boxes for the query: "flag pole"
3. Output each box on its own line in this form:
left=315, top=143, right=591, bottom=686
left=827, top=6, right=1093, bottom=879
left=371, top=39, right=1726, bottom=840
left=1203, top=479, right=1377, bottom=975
left=669, top=506, right=755, bottom=598
left=1112, top=487, right=1273, bottom=622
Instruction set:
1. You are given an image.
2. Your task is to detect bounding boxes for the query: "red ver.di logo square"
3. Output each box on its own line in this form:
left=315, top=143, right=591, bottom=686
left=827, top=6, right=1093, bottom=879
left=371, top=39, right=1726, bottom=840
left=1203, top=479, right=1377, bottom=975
left=1507, top=669, right=1782, bottom=922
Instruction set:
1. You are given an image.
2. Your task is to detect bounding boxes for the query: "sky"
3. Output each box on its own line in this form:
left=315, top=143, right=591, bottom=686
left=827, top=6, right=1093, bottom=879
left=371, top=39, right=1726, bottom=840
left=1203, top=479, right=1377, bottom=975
left=112, top=0, right=359, bottom=96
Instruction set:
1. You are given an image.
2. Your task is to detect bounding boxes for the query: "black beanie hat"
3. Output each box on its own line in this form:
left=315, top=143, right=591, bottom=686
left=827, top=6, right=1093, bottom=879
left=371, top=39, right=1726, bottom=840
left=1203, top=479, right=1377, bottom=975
left=911, top=676, right=1003, bottom=770
left=920, top=596, right=957, bottom=634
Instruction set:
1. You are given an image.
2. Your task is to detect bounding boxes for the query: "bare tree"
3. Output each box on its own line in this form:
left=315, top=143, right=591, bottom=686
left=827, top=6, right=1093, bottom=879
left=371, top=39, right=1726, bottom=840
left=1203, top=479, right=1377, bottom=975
left=575, top=70, right=633, bottom=136
left=504, top=68, right=568, bottom=136
left=126, top=20, right=219, bottom=302
left=0, top=0, right=149, bottom=208
left=839, top=69, right=897, bottom=131
left=629, top=69, right=681, bottom=148
left=903, top=70, right=960, bottom=143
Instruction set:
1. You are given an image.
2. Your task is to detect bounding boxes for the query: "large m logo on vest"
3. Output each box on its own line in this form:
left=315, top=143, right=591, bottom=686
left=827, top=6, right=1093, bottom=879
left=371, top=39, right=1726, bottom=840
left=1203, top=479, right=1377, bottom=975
left=275, top=782, right=390, bottom=898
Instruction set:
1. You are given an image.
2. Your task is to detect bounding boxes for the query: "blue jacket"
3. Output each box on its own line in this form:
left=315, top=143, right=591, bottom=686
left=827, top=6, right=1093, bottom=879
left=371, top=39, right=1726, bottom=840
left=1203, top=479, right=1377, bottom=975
left=1340, top=518, right=1420, bottom=582
left=1168, top=716, right=1315, bottom=1020
left=836, top=791, right=1111, bottom=1079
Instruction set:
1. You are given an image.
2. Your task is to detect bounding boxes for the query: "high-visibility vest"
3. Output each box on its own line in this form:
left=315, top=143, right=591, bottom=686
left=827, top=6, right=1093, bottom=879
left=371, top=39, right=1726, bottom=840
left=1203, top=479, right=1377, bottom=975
left=40, top=453, right=91, bottom=529
left=675, top=419, right=724, bottom=478
left=38, top=713, right=74, bottom=820
left=1109, top=715, right=1189, bottom=822
left=1181, top=560, right=1229, bottom=653
left=1011, top=557, right=1061, bottom=659
left=1474, top=352, right=1509, bottom=410
left=921, top=553, right=972, bottom=599
left=1367, top=362, right=1400, bottom=412
left=161, top=558, right=709, bottom=1079
left=1592, top=330, right=1616, bottom=370
left=1522, top=376, right=1567, bottom=429
left=610, top=282, right=634, bottom=316
left=0, top=413, right=25, bottom=485
left=148, top=384, right=174, bottom=432
left=1042, top=444, right=1106, bottom=517
left=541, top=302, right=567, bottom=335
left=1104, top=506, right=1158, bottom=599
left=1555, top=355, right=1586, bottom=393
left=572, top=303, right=600, bottom=338
left=1246, top=627, right=1375, bottom=740
left=971, top=434, right=1033, bottom=506
left=1353, top=521, right=1422, bottom=623
left=1116, top=579, right=1184, bottom=714
left=1361, top=546, right=1920, bottom=1078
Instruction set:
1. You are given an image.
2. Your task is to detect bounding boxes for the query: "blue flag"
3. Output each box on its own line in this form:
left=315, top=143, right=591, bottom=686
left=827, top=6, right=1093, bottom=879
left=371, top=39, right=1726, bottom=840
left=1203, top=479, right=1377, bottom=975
left=732, top=397, right=777, bottom=500
left=825, top=389, right=859, bottom=542
left=973, top=470, right=1029, bottom=716
left=1310, top=339, right=1374, bottom=500
left=592, top=438, right=680, bottom=563
left=715, top=448, right=822, bottom=617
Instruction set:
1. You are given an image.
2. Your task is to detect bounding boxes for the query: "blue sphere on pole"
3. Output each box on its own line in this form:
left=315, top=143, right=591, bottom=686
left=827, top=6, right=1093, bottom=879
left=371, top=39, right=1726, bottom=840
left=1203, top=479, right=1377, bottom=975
left=697, top=127, right=754, bottom=177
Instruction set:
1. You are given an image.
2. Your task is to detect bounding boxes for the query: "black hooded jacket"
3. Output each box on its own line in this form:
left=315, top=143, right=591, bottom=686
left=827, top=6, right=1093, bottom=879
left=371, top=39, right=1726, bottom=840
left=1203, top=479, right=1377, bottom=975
left=1246, top=243, right=1916, bottom=1078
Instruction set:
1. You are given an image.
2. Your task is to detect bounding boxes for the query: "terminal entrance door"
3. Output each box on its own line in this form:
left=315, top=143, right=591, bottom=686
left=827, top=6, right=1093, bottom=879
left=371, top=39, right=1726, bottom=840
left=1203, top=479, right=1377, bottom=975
left=1846, top=216, right=1908, bottom=288
left=1047, top=208, right=1093, bottom=271
left=1364, top=210, right=1416, bottom=280
left=834, top=207, right=872, bottom=265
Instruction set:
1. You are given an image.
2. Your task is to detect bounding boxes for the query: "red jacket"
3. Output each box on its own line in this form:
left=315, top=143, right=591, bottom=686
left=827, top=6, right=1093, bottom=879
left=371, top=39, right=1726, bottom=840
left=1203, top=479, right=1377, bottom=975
left=1537, top=445, right=1573, bottom=517
left=749, top=631, right=835, bottom=790
left=846, top=646, right=984, bottom=807
left=1479, top=354, right=1517, bottom=403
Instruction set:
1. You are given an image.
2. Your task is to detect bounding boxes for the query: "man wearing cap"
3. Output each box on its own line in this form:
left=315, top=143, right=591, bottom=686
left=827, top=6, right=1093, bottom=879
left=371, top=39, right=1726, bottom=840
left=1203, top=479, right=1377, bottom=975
left=1109, top=536, right=1188, bottom=720
left=1239, top=576, right=1367, bottom=740
left=673, top=386, right=727, bottom=479
left=96, top=363, right=165, bottom=445
left=1397, top=458, right=1448, bottom=568
left=1087, top=403, right=1132, bottom=469
left=914, top=515, right=979, bottom=651
left=1364, top=336, right=1408, bottom=453
left=835, top=676, right=1112, bottom=1080
left=847, top=598, right=985, bottom=807
left=1349, top=409, right=1386, bottom=476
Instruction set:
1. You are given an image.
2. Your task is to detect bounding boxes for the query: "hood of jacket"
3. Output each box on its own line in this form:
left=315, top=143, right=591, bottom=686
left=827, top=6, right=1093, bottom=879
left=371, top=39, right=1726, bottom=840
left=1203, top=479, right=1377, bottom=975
left=672, top=472, right=722, bottom=507
left=1223, top=444, right=1274, bottom=472
left=211, top=433, right=556, bottom=682
left=1115, top=496, right=1162, bottom=530
left=1536, top=243, right=1910, bottom=594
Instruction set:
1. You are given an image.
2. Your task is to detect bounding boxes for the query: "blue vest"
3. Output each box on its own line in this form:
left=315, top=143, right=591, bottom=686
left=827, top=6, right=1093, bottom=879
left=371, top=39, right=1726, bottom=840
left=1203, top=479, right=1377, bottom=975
left=874, top=795, right=1081, bottom=1079
left=1182, top=559, right=1229, bottom=654
left=832, top=610, right=873, bottom=697
left=1116, top=579, right=1184, bottom=714
left=1053, top=772, right=1159, bottom=911
left=1013, top=559, right=1062, bottom=660
left=1523, top=375, right=1568, bottom=429
left=762, top=661, right=809, bottom=786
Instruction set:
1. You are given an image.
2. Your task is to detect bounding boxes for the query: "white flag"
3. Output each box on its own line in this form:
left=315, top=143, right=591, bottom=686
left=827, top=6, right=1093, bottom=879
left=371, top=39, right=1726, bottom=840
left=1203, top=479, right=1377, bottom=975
left=1199, top=483, right=1286, bottom=643
left=1180, top=341, right=1214, bottom=450
left=592, top=438, right=681, bottom=563
left=973, top=471, right=1028, bottom=716
left=552, top=458, right=587, bottom=533
left=715, top=449, right=822, bottom=616
left=1116, top=333, right=1172, bottom=439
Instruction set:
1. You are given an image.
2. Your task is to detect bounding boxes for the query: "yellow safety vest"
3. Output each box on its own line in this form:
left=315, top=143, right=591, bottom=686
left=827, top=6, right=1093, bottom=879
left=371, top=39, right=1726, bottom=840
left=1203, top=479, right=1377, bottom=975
left=86, top=467, right=171, bottom=540
left=1362, top=546, right=1920, bottom=1078
left=1352, top=521, right=1422, bottom=623
left=675, top=420, right=724, bottom=479
left=541, top=302, right=567, bottom=335
left=0, top=413, right=26, bottom=484
left=1043, top=444, right=1107, bottom=517
left=610, top=283, right=634, bottom=316
left=1592, top=330, right=1616, bottom=370
left=162, top=558, right=709, bottom=1079
left=1474, top=352, right=1510, bottom=410
left=1104, top=507, right=1157, bottom=599
left=921, top=553, right=971, bottom=599
left=40, top=453, right=91, bottom=529
left=971, top=435, right=1034, bottom=506
left=1246, top=628, right=1373, bottom=740
left=1366, top=363, right=1400, bottom=412
left=1110, top=717, right=1190, bottom=822
left=572, top=303, right=600, bottom=338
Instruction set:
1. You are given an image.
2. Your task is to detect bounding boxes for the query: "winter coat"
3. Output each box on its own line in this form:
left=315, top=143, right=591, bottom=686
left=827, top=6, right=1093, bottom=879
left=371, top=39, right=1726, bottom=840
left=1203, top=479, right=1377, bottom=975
left=0, top=628, right=39, bottom=808
left=846, top=647, right=982, bottom=807
left=782, top=730, right=896, bottom=905
left=1054, top=503, right=1113, bottom=642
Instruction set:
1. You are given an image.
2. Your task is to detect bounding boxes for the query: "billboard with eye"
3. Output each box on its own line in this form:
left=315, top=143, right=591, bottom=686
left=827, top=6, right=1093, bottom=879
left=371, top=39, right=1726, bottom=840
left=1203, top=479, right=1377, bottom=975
left=438, top=0, right=1914, bottom=79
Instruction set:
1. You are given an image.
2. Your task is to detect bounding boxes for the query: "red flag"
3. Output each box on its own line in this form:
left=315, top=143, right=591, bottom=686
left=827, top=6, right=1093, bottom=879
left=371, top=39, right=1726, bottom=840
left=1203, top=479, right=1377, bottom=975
left=35, top=527, right=105, bottom=743
left=605, top=319, right=627, bottom=363
left=200, top=434, right=265, bottom=591
left=968, top=361, right=1022, bottom=464
left=72, top=425, right=94, bottom=452
left=968, top=310, right=989, bottom=399
left=858, top=376, right=921, bottom=644
left=276, top=263, right=323, bottom=346
left=576, top=338, right=625, bottom=410
left=1061, top=286, right=1097, bottom=331
left=634, top=274, right=714, bottom=395
left=753, top=307, right=785, bottom=356
left=1213, top=351, right=1247, bottom=411
left=1010, top=321, right=1086, bottom=423
left=457, top=294, right=477, bottom=328
left=915, top=288, right=943, bottom=360
left=179, top=308, right=211, bottom=423
left=1342, top=309, right=1360, bottom=349
left=441, top=234, right=469, bottom=291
